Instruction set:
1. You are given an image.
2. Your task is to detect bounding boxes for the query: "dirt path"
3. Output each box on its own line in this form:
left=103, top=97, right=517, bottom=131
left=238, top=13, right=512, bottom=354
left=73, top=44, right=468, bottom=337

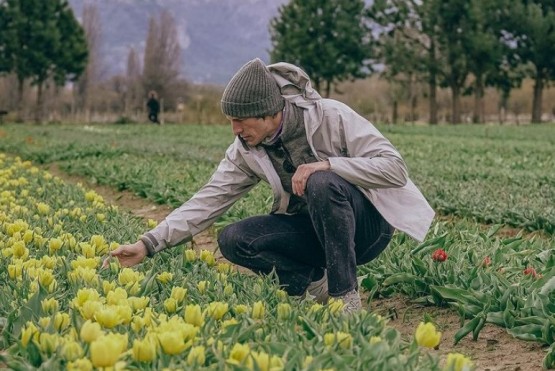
left=45, top=164, right=548, bottom=371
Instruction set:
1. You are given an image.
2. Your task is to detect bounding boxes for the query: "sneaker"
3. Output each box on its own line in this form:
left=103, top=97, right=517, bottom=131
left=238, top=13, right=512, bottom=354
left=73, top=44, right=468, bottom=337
left=306, top=270, right=329, bottom=304
left=334, top=289, right=362, bottom=314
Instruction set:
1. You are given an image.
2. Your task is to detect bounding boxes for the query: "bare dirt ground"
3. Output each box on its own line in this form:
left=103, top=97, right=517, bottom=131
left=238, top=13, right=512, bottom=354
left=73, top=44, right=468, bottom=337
left=46, top=165, right=548, bottom=371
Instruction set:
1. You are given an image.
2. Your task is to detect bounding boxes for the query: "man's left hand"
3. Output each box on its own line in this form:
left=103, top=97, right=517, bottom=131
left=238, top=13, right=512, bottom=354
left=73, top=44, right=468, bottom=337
left=292, top=160, right=330, bottom=196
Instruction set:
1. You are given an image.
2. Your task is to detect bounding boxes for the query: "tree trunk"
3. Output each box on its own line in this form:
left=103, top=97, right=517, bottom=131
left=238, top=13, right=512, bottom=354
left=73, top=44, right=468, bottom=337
left=451, top=84, right=461, bottom=124
left=531, top=69, right=544, bottom=123
left=35, top=82, right=44, bottom=123
left=16, top=77, right=25, bottom=122
left=473, top=74, right=484, bottom=124
left=428, top=40, right=438, bottom=125
left=324, top=80, right=331, bottom=98
left=392, top=99, right=398, bottom=125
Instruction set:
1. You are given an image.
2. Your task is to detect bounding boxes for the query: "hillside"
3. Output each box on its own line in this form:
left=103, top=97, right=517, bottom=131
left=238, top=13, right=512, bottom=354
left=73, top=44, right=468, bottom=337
left=68, top=0, right=287, bottom=84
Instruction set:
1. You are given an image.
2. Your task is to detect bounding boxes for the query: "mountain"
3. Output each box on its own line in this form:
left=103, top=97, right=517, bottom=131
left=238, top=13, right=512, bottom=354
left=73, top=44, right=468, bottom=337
left=68, top=0, right=287, bottom=85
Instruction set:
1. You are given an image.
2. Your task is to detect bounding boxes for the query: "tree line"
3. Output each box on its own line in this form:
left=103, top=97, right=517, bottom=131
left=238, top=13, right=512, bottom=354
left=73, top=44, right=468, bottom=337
left=0, top=0, right=184, bottom=123
left=271, top=0, right=555, bottom=124
left=1, top=0, right=555, bottom=124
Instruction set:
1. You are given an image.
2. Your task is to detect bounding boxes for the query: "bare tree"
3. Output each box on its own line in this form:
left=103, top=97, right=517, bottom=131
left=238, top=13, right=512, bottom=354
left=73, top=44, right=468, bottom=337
left=125, top=47, right=142, bottom=115
left=142, top=11, right=181, bottom=106
left=75, top=4, right=101, bottom=112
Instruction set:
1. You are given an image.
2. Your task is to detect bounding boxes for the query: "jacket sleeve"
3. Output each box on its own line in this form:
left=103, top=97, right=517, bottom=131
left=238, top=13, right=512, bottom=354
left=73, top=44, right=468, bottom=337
left=324, top=102, right=408, bottom=189
left=142, top=143, right=259, bottom=254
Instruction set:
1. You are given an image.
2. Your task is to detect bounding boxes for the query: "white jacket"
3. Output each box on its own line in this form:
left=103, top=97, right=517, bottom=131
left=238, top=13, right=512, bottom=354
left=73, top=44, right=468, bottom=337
left=145, top=63, right=435, bottom=253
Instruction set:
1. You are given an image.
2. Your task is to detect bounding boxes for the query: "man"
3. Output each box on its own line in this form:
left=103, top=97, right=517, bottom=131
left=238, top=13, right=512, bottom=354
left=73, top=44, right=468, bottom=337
left=105, top=58, right=434, bottom=313
left=146, top=91, right=160, bottom=124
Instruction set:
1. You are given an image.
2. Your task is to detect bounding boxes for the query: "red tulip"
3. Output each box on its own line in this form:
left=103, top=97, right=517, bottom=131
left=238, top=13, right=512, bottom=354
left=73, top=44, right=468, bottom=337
left=482, top=256, right=491, bottom=267
left=523, top=267, right=538, bottom=278
left=431, top=249, right=448, bottom=262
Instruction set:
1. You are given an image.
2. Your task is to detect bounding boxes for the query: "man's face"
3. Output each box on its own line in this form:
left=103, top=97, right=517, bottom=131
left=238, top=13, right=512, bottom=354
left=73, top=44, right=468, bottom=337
left=227, top=116, right=276, bottom=146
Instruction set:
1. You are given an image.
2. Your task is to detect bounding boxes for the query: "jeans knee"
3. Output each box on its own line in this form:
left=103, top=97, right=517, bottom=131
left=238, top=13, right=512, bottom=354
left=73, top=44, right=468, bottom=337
left=306, top=171, right=345, bottom=201
left=217, top=224, right=238, bottom=261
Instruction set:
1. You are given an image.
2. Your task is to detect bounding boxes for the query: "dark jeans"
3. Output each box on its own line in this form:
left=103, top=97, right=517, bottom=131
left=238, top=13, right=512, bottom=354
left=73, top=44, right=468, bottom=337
left=148, top=112, right=159, bottom=124
left=218, top=171, right=394, bottom=296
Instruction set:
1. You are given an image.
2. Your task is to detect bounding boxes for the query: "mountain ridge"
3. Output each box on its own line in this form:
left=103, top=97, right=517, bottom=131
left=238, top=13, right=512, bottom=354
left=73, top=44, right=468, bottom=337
left=68, top=0, right=287, bottom=85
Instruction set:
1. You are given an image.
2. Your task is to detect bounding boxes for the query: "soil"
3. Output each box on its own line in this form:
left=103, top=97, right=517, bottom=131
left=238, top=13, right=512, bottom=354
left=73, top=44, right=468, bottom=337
left=45, top=164, right=549, bottom=371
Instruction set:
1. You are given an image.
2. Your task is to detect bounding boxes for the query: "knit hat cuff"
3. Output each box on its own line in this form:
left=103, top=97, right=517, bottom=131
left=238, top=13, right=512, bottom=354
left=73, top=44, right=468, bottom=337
left=221, top=94, right=285, bottom=118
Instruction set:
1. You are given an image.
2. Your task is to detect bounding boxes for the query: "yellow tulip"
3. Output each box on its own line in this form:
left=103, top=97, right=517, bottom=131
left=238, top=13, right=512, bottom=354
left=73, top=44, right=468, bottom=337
left=234, top=304, right=249, bottom=315
left=369, top=336, right=382, bottom=345
left=252, top=301, right=265, bottom=320
left=223, top=284, right=234, bottom=297
left=72, top=288, right=101, bottom=308
left=80, top=320, right=103, bottom=343
left=107, top=287, right=128, bottom=305
left=67, top=358, right=93, bottom=371
left=164, top=298, right=178, bottom=314
left=324, top=332, right=352, bottom=349
left=90, top=336, right=121, bottom=368
left=48, top=238, right=63, bottom=254
left=54, top=312, right=71, bottom=332
left=277, top=303, right=292, bottom=320
left=61, top=341, right=84, bottom=361
left=444, top=353, right=473, bottom=371
left=415, top=322, right=442, bottom=348
left=187, top=345, right=206, bottom=366
left=41, top=298, right=59, bottom=315
left=197, top=280, right=208, bottom=294
left=132, top=337, right=157, bottom=362
left=184, top=249, right=196, bottom=262
left=199, top=249, right=215, bottom=266
left=95, top=306, right=123, bottom=329
left=158, top=331, right=188, bottom=355
left=128, top=296, right=150, bottom=311
left=275, top=289, right=288, bottom=301
left=227, top=343, right=251, bottom=367
left=170, top=286, right=187, bottom=303
left=252, top=351, right=270, bottom=371
left=156, top=272, right=173, bottom=284
left=37, top=202, right=50, bottom=215
left=184, top=304, right=204, bottom=327
left=21, top=323, right=38, bottom=347
left=206, top=301, right=229, bottom=320
left=79, top=300, right=102, bottom=321
left=38, top=332, right=59, bottom=355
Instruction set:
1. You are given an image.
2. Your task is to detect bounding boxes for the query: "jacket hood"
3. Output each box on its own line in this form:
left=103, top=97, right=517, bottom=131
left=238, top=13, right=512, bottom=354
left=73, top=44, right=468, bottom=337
left=267, top=62, right=321, bottom=108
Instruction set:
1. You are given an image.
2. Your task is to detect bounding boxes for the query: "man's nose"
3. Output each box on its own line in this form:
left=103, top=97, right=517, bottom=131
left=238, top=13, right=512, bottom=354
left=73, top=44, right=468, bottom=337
left=232, top=121, right=242, bottom=135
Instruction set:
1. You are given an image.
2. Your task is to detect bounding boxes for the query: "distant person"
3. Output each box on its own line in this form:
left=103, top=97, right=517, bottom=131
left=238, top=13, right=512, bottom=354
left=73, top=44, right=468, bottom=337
left=146, top=91, right=160, bottom=124
left=106, top=58, right=435, bottom=314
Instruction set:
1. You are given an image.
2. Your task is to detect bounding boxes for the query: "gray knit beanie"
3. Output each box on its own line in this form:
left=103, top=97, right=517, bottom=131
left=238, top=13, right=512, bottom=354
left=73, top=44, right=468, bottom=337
left=221, top=58, right=285, bottom=118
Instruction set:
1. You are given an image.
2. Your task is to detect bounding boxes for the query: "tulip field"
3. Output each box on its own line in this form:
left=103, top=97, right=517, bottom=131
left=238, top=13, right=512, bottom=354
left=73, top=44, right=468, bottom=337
left=0, top=123, right=553, bottom=370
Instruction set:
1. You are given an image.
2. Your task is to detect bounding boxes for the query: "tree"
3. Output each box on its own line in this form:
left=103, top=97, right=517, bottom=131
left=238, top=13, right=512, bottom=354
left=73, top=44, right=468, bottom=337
left=505, top=0, right=555, bottom=123
left=0, top=0, right=87, bottom=122
left=369, top=0, right=445, bottom=124
left=142, top=10, right=181, bottom=106
left=125, top=47, right=142, bottom=115
left=270, top=0, right=373, bottom=97
left=75, top=3, right=101, bottom=112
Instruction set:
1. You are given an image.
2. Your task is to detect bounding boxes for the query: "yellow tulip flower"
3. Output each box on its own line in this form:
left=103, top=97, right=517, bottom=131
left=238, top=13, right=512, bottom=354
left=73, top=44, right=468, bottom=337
left=206, top=301, right=229, bottom=320
left=187, top=345, right=206, bottom=366
left=80, top=320, right=103, bottom=343
left=158, top=331, right=188, bottom=355
left=132, top=337, right=157, bottom=362
left=252, top=301, right=265, bottom=320
left=170, top=286, right=187, bottom=303
left=444, top=353, right=473, bottom=371
left=415, top=322, right=442, bottom=348
left=61, top=341, right=84, bottom=361
left=90, top=336, right=121, bottom=368
left=184, top=304, right=204, bottom=327
left=95, top=306, right=123, bottom=329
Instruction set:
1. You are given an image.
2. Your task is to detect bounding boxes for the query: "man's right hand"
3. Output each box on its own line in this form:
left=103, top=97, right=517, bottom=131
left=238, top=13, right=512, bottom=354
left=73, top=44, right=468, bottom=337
left=102, top=240, right=148, bottom=268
